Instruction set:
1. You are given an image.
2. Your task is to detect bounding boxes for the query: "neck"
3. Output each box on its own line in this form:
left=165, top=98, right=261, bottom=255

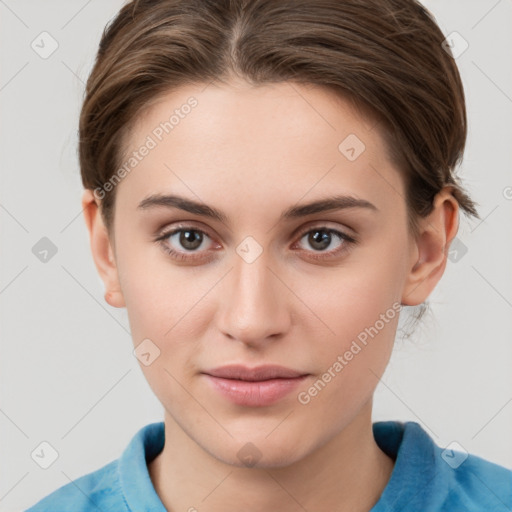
left=148, top=403, right=395, bottom=512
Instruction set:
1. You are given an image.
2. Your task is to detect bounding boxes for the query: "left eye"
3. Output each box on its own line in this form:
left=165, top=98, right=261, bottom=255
left=295, top=228, right=355, bottom=255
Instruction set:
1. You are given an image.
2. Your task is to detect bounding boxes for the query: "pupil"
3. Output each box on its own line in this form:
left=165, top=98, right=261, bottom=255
left=180, top=230, right=202, bottom=250
left=310, top=230, right=330, bottom=250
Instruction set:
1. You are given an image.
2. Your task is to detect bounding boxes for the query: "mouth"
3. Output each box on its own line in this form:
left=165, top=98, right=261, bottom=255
left=201, top=364, right=310, bottom=407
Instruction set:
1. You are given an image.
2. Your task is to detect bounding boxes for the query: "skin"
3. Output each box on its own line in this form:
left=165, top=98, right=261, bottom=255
left=82, top=80, right=459, bottom=512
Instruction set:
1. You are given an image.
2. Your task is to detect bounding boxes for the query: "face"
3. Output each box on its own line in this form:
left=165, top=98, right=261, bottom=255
left=92, top=80, right=430, bottom=467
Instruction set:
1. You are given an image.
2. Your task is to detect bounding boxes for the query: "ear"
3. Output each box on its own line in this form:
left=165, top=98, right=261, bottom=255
left=401, top=186, right=459, bottom=306
left=82, top=189, right=125, bottom=308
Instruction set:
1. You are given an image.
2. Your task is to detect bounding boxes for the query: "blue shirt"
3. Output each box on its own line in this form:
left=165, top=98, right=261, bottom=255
left=26, top=421, right=512, bottom=511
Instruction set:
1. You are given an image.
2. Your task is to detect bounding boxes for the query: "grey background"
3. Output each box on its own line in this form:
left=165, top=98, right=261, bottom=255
left=1, top=1, right=511, bottom=510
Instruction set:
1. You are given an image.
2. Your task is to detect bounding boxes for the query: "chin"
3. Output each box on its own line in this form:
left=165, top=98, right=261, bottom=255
left=206, top=429, right=315, bottom=470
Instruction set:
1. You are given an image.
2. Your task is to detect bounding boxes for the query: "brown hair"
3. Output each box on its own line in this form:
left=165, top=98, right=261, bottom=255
left=79, top=0, right=480, bottom=239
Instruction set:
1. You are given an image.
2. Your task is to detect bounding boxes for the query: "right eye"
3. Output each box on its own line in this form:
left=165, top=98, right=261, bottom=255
left=155, top=225, right=219, bottom=262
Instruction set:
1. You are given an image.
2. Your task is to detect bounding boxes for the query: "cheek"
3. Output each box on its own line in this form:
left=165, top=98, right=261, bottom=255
left=115, top=229, right=206, bottom=340
left=294, top=274, right=401, bottom=432
left=303, top=246, right=405, bottom=345
left=303, top=277, right=399, bottom=390
left=121, top=275, right=210, bottom=355
left=295, top=232, right=407, bottom=391
left=116, top=247, right=216, bottom=402
left=118, top=261, right=208, bottom=415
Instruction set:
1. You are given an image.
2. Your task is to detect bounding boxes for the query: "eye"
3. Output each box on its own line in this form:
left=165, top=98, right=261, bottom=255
left=155, top=224, right=357, bottom=263
left=293, top=226, right=356, bottom=260
left=155, top=225, right=218, bottom=262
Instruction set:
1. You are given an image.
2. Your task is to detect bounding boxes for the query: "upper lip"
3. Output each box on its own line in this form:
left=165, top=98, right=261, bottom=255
left=203, top=365, right=308, bottom=381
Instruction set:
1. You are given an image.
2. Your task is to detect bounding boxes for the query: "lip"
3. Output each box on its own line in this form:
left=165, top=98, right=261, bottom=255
left=202, top=365, right=309, bottom=407
left=204, top=364, right=306, bottom=381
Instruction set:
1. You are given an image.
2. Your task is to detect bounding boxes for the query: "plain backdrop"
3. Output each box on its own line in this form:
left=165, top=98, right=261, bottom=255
left=1, top=1, right=511, bottom=510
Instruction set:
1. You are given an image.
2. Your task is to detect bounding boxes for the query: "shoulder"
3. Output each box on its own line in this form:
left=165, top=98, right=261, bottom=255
left=25, top=459, right=127, bottom=512
left=445, top=450, right=512, bottom=509
left=25, top=422, right=165, bottom=512
left=406, top=421, right=512, bottom=509
left=373, top=421, right=512, bottom=511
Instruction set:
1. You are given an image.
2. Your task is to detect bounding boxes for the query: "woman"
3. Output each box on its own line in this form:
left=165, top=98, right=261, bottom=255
left=26, top=0, right=512, bottom=510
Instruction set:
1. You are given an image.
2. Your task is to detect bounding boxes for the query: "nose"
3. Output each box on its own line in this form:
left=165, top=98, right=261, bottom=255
left=217, top=249, right=291, bottom=348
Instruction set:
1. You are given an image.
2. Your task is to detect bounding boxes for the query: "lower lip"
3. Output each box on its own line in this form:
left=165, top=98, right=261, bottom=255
left=203, top=374, right=308, bottom=407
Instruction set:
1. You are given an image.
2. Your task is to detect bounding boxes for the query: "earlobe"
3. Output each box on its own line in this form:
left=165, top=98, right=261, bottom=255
left=401, top=187, right=459, bottom=306
left=82, top=190, right=126, bottom=308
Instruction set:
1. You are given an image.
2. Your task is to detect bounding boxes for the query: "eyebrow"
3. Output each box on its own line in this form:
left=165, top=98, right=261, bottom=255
left=137, top=193, right=378, bottom=223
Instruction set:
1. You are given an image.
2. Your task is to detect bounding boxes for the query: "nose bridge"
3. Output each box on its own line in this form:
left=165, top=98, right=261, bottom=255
left=218, top=244, right=289, bottom=343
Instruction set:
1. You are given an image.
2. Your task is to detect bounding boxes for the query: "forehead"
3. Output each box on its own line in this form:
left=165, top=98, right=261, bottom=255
left=116, top=81, right=404, bottom=219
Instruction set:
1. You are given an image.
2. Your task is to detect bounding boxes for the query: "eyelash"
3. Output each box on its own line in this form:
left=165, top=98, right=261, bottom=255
left=154, top=224, right=357, bottom=263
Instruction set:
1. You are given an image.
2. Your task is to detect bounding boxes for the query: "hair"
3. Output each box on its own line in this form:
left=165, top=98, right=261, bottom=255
left=79, top=0, right=480, bottom=330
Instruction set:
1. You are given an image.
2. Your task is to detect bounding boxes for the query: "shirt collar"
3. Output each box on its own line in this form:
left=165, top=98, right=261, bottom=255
left=118, top=420, right=447, bottom=511
left=371, top=420, right=449, bottom=511
left=119, top=422, right=166, bottom=511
